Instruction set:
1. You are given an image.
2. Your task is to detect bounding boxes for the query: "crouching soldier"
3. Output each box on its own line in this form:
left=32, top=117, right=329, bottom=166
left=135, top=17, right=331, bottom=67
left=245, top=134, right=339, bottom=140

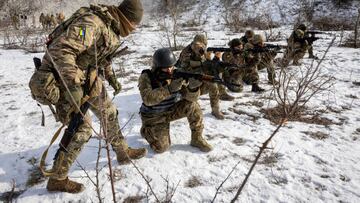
left=281, top=24, right=309, bottom=66
left=139, top=48, right=213, bottom=153
left=31, top=0, right=147, bottom=193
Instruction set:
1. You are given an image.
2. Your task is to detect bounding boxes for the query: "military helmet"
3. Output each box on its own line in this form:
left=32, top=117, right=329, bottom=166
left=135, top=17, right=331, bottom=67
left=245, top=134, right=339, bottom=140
left=245, top=30, right=255, bottom=39
left=250, top=34, right=265, bottom=45
left=297, top=23, right=307, bottom=31
left=192, top=34, right=208, bottom=46
left=228, top=38, right=242, bottom=48
left=152, top=48, right=177, bottom=69
left=119, top=0, right=144, bottom=24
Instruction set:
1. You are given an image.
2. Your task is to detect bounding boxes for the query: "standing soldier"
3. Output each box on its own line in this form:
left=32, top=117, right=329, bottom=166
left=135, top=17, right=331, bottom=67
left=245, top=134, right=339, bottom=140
left=30, top=0, right=147, bottom=193
left=138, top=48, right=212, bottom=153
left=177, top=34, right=226, bottom=120
left=50, top=14, right=58, bottom=27
left=57, top=12, right=65, bottom=24
left=39, top=13, right=46, bottom=29
left=257, top=50, right=278, bottom=85
left=222, top=38, right=245, bottom=92
left=11, top=13, right=20, bottom=29
left=281, top=24, right=309, bottom=66
left=242, top=34, right=265, bottom=92
left=45, top=14, right=51, bottom=29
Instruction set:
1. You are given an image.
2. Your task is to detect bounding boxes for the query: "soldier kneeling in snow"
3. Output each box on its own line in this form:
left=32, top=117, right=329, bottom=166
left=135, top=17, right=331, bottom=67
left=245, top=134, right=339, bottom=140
left=138, top=48, right=213, bottom=153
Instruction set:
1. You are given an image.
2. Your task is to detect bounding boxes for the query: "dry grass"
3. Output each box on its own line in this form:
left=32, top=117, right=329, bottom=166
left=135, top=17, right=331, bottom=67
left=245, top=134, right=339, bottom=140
left=302, top=131, right=330, bottom=140
left=123, top=195, right=145, bottom=203
left=232, top=137, right=246, bottom=146
left=312, top=17, right=354, bottom=31
left=261, top=105, right=341, bottom=126
left=184, top=176, right=203, bottom=188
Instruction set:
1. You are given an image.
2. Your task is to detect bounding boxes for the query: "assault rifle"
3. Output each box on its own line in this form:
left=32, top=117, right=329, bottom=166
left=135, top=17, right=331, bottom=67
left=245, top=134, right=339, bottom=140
left=304, top=30, right=332, bottom=44
left=207, top=44, right=285, bottom=54
left=171, top=70, right=241, bottom=89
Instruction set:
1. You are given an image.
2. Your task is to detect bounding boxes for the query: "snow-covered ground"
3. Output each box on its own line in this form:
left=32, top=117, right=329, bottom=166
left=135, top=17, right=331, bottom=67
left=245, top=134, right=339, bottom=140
left=0, top=22, right=360, bottom=202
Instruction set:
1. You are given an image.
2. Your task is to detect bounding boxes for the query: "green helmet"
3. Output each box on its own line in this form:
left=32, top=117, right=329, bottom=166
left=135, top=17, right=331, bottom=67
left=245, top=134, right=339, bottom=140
left=228, top=38, right=242, bottom=48
left=297, top=23, right=307, bottom=31
left=152, top=48, right=177, bottom=70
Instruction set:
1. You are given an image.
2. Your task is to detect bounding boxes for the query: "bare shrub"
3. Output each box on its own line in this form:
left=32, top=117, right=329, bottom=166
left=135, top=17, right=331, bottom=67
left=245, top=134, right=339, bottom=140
left=152, top=0, right=196, bottom=50
left=185, top=176, right=203, bottom=188
left=312, top=17, right=354, bottom=31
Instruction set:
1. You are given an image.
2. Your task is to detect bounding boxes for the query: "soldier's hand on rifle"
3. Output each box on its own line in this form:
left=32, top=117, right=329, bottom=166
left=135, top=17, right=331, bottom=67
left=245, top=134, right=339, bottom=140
left=167, top=78, right=184, bottom=93
left=188, top=78, right=202, bottom=91
left=65, top=86, right=83, bottom=108
left=108, top=75, right=122, bottom=96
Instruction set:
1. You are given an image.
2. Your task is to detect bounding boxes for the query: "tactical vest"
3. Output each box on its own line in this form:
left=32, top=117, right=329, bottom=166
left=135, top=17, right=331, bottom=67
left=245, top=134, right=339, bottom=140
left=140, top=70, right=182, bottom=114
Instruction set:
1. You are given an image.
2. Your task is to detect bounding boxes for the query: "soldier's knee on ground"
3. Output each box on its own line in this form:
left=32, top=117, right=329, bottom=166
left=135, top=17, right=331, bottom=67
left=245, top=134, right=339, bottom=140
left=150, top=136, right=170, bottom=153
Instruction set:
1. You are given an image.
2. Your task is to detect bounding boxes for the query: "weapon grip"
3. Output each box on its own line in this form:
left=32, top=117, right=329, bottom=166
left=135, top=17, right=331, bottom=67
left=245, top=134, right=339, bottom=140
left=33, top=57, right=42, bottom=70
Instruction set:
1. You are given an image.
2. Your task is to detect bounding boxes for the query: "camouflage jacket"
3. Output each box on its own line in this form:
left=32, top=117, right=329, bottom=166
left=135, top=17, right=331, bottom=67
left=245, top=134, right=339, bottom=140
left=177, top=44, right=206, bottom=73
left=288, top=29, right=308, bottom=50
left=222, top=52, right=244, bottom=66
left=243, top=43, right=261, bottom=69
left=138, top=70, right=200, bottom=109
left=41, top=4, right=122, bottom=98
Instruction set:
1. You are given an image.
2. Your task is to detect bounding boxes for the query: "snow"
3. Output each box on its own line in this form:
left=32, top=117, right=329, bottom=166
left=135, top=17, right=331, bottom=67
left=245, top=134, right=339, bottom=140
left=1, top=1, right=360, bottom=203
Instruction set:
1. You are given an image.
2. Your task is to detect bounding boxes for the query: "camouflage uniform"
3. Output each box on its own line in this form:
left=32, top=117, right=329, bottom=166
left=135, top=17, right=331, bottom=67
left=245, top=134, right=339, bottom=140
left=222, top=51, right=245, bottom=92
left=50, top=14, right=58, bottom=27
left=222, top=38, right=262, bottom=92
left=281, top=28, right=308, bottom=66
left=257, top=50, right=277, bottom=84
left=37, top=2, right=145, bottom=193
left=11, top=14, right=20, bottom=29
left=138, top=68, right=212, bottom=153
left=57, top=12, right=65, bottom=24
left=177, top=35, right=225, bottom=119
left=39, top=13, right=46, bottom=29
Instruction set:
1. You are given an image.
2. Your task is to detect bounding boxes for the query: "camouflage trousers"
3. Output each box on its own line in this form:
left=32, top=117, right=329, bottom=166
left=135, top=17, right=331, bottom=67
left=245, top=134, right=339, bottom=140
left=51, top=87, right=125, bottom=180
left=257, top=60, right=276, bottom=82
left=281, top=44, right=308, bottom=66
left=200, top=81, right=227, bottom=113
left=140, top=100, right=204, bottom=153
left=224, top=67, right=260, bottom=92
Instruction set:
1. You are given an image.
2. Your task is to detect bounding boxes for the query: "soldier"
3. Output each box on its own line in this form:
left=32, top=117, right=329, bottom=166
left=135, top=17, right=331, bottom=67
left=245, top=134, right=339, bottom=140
left=281, top=24, right=309, bottom=66
left=39, top=13, right=46, bottom=29
left=242, top=34, right=265, bottom=92
left=57, top=12, right=65, bottom=24
left=33, top=0, right=147, bottom=193
left=222, top=38, right=245, bottom=92
left=45, top=14, right=51, bottom=29
left=240, top=30, right=255, bottom=44
left=138, top=48, right=212, bottom=153
left=50, top=14, right=58, bottom=27
left=222, top=37, right=265, bottom=92
left=257, top=50, right=278, bottom=85
left=11, top=13, right=20, bottom=29
left=177, top=34, right=226, bottom=120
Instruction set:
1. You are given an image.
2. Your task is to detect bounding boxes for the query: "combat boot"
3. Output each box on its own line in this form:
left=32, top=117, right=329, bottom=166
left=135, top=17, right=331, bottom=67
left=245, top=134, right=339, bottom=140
left=220, top=93, right=235, bottom=101
left=251, top=83, right=265, bottom=93
left=190, top=132, right=212, bottom=152
left=113, top=140, right=147, bottom=165
left=211, top=110, right=225, bottom=120
left=309, top=54, right=319, bottom=59
left=46, top=177, right=84, bottom=193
